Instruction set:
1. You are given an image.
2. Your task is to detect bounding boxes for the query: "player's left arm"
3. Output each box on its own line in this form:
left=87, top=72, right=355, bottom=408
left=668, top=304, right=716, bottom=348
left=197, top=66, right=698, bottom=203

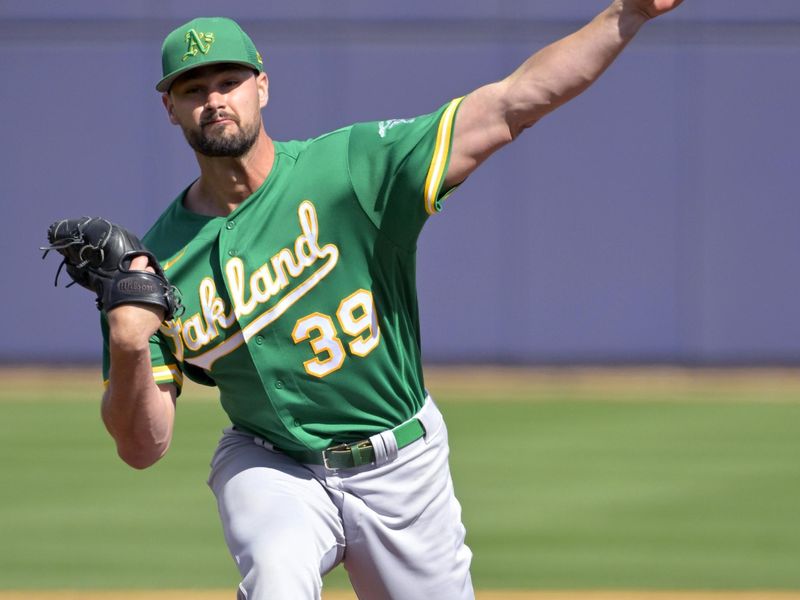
left=445, top=0, right=683, bottom=188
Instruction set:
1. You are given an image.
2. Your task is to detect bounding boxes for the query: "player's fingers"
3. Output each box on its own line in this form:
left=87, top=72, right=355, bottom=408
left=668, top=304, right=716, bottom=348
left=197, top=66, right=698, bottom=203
left=129, top=255, right=155, bottom=273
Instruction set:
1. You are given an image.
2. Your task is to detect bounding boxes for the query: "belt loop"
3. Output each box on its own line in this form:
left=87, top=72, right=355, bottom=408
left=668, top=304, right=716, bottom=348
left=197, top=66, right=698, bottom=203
left=253, top=435, right=275, bottom=451
left=368, top=429, right=398, bottom=466
left=350, top=442, right=371, bottom=467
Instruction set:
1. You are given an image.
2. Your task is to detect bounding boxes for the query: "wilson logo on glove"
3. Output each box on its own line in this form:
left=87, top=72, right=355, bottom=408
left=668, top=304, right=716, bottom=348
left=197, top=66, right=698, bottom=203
left=118, top=279, right=158, bottom=294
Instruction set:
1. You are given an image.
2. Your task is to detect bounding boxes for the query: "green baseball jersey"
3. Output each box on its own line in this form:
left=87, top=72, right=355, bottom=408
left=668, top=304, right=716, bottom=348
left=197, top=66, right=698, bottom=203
left=102, top=97, right=463, bottom=452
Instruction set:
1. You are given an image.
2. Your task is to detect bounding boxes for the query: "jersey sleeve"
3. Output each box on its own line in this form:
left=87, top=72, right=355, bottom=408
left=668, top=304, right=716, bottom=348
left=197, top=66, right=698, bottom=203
left=347, top=97, right=464, bottom=249
left=100, top=313, right=185, bottom=395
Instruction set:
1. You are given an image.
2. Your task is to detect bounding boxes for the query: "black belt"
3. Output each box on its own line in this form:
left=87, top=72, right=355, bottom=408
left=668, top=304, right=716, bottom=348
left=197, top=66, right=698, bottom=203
left=279, top=417, right=426, bottom=469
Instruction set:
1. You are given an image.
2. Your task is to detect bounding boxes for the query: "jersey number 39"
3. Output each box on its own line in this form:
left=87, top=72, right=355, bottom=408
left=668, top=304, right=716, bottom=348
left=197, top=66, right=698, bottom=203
left=291, top=289, right=381, bottom=378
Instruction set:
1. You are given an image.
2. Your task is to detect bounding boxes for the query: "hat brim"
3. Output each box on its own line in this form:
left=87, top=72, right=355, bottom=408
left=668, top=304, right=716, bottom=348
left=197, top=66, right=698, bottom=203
left=156, top=59, right=261, bottom=92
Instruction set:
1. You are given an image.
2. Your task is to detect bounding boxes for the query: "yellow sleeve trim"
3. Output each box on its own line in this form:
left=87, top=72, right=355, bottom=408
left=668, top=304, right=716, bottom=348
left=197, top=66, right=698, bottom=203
left=152, top=364, right=183, bottom=387
left=424, top=97, right=465, bottom=216
left=103, top=364, right=183, bottom=389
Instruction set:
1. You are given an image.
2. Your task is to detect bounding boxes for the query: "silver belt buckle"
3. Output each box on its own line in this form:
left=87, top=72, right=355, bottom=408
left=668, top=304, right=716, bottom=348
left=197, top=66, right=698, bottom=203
left=322, top=442, right=349, bottom=470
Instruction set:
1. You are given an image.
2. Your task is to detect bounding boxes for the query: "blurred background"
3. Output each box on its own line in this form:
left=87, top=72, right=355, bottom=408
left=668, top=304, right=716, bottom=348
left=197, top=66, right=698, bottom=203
left=1, top=1, right=800, bottom=596
left=2, top=0, right=798, bottom=366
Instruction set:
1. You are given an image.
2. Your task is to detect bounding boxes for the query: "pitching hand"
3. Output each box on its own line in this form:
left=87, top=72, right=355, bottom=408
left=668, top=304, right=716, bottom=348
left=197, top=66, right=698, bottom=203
left=621, top=0, right=684, bottom=19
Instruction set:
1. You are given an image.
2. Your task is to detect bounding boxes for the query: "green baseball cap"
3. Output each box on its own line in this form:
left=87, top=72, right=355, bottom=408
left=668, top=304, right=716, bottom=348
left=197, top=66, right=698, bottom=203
left=156, top=17, right=263, bottom=92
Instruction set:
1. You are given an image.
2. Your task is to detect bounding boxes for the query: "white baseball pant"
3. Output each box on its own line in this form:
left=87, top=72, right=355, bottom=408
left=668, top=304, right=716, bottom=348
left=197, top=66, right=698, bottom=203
left=207, top=397, right=474, bottom=600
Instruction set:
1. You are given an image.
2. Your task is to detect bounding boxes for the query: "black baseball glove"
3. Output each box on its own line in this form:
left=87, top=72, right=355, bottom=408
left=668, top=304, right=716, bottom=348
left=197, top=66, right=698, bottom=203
left=41, top=217, right=182, bottom=320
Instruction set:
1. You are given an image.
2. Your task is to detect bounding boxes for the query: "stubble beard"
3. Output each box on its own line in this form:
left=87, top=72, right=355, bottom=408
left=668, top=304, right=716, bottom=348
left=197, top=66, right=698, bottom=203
left=184, top=113, right=260, bottom=158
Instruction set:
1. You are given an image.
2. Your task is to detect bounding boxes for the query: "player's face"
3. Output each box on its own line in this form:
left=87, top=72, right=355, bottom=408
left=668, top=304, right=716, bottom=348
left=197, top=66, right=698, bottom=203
left=164, top=65, right=269, bottom=158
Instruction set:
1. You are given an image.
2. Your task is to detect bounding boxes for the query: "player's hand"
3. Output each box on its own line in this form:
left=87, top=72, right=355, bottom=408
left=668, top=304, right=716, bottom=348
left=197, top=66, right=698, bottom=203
left=128, top=254, right=156, bottom=274
left=107, top=255, right=165, bottom=349
left=620, top=0, right=684, bottom=20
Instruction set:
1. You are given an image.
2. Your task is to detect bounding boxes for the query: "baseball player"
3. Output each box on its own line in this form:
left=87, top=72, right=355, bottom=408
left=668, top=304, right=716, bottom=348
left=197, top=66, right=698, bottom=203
left=100, top=1, right=683, bottom=598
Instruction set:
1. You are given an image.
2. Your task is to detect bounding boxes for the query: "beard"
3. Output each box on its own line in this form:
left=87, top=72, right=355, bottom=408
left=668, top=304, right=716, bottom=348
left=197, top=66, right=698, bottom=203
left=183, top=112, right=260, bottom=158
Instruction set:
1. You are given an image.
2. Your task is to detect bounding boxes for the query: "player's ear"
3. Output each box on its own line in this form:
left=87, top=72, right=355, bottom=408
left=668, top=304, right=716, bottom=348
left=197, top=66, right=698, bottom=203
left=162, top=93, right=180, bottom=126
left=257, top=72, right=269, bottom=108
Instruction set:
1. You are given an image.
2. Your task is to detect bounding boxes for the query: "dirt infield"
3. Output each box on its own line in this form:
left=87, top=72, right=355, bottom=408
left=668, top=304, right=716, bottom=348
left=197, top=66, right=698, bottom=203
left=2, top=365, right=799, bottom=403
left=2, top=591, right=800, bottom=600
left=423, top=365, right=800, bottom=402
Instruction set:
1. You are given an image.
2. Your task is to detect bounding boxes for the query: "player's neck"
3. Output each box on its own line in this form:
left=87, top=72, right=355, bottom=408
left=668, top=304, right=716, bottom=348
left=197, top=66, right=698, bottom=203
left=188, top=131, right=275, bottom=217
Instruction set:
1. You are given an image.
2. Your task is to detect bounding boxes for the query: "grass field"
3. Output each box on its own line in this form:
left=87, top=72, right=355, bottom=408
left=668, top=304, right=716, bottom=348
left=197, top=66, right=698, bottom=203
left=1, top=366, right=799, bottom=595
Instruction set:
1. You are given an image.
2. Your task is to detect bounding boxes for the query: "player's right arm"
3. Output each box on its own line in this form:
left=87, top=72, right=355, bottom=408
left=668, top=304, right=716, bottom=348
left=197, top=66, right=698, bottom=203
left=445, top=0, right=683, bottom=188
left=101, top=257, right=177, bottom=470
